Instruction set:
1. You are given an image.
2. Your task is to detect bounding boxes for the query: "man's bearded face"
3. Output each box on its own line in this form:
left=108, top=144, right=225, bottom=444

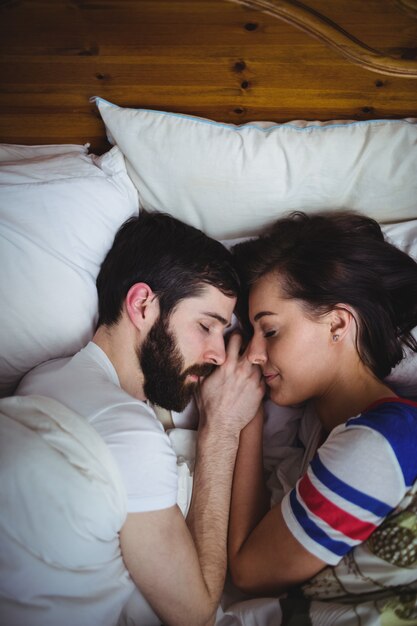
left=138, top=314, right=215, bottom=412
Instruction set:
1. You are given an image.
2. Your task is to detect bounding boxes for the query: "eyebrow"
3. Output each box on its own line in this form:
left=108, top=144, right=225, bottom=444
left=201, top=311, right=230, bottom=327
left=253, top=311, right=276, bottom=322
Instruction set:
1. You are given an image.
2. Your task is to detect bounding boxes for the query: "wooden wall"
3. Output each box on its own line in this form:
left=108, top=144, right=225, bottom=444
left=0, top=0, right=416, bottom=153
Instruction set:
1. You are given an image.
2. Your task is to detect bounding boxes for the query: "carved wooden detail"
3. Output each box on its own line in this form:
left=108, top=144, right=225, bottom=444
left=226, top=0, right=417, bottom=78
left=396, top=0, right=417, bottom=18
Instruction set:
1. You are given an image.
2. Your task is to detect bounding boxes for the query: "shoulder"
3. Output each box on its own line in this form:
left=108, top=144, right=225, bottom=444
left=344, top=398, right=417, bottom=488
left=281, top=399, right=417, bottom=565
left=314, top=398, right=417, bottom=500
left=347, top=397, right=417, bottom=430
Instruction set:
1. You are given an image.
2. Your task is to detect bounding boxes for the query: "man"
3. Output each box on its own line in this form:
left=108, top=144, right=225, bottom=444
left=17, top=212, right=264, bottom=626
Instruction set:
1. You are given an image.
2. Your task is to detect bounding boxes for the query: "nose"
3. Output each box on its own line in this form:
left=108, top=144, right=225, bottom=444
left=247, top=334, right=267, bottom=366
left=203, top=335, right=226, bottom=366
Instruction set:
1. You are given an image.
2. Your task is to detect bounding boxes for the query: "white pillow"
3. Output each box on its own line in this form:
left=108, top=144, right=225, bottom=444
left=0, top=144, right=139, bottom=397
left=94, top=97, right=417, bottom=239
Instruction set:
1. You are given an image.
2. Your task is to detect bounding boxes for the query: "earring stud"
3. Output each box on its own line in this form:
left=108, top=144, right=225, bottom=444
left=333, top=334, right=339, bottom=342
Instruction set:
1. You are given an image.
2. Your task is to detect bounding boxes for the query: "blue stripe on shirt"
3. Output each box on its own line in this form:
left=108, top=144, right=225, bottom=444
left=289, top=490, right=352, bottom=557
left=310, top=455, right=392, bottom=517
left=346, top=401, right=417, bottom=488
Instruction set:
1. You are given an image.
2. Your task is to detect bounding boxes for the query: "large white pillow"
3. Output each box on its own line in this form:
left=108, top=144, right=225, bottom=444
left=0, top=144, right=139, bottom=397
left=94, top=97, right=417, bottom=239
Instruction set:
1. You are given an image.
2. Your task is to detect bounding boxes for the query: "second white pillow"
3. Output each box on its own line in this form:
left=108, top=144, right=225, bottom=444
left=95, top=97, right=417, bottom=240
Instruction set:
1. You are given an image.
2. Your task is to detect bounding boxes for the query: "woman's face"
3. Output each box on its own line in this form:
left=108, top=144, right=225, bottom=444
left=247, top=273, right=336, bottom=407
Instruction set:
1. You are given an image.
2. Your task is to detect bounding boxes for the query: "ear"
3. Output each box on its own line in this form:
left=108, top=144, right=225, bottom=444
left=125, top=283, right=159, bottom=330
left=328, top=304, right=356, bottom=344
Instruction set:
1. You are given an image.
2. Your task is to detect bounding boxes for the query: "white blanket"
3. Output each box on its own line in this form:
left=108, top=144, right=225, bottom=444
left=0, top=394, right=134, bottom=626
left=3, top=379, right=415, bottom=625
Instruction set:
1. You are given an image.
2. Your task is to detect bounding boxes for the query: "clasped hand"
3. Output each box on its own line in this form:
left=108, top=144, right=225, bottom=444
left=197, top=333, right=265, bottom=436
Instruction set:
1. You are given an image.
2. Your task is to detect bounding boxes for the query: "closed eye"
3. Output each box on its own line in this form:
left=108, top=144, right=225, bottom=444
left=263, top=329, right=277, bottom=338
left=200, top=323, right=210, bottom=333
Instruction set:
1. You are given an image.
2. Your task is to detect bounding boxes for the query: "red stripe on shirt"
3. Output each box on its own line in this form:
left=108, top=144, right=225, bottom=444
left=364, top=397, right=417, bottom=412
left=298, top=473, right=378, bottom=542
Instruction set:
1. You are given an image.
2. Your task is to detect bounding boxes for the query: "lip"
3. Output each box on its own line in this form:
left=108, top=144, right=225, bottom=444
left=263, top=372, right=280, bottom=384
left=187, top=374, right=200, bottom=383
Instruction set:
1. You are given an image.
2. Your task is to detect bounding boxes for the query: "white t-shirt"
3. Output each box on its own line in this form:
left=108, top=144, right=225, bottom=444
left=17, top=342, right=178, bottom=513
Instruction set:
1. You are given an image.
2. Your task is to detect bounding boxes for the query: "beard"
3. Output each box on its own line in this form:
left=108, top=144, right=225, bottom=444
left=138, top=314, right=215, bottom=412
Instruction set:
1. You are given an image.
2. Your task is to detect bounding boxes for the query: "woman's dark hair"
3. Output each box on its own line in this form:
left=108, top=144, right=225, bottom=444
left=232, top=211, right=417, bottom=379
left=96, top=212, right=240, bottom=326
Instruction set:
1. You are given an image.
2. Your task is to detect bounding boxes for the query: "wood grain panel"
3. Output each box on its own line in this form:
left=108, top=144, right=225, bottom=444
left=0, top=0, right=416, bottom=152
left=228, top=0, right=417, bottom=77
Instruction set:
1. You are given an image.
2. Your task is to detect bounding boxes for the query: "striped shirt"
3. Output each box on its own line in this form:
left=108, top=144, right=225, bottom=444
left=281, top=398, right=417, bottom=565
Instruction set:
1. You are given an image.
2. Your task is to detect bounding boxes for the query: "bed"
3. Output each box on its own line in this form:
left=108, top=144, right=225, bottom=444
left=1, top=1, right=417, bottom=625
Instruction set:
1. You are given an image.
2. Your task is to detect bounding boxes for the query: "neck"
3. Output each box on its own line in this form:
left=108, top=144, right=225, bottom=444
left=92, top=323, right=147, bottom=402
left=314, top=365, right=397, bottom=432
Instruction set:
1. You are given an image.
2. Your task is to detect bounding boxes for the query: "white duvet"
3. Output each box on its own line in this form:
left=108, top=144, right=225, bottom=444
left=1, top=368, right=415, bottom=626
left=0, top=394, right=134, bottom=626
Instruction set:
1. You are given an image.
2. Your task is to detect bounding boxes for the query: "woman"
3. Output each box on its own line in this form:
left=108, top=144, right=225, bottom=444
left=228, top=211, right=417, bottom=603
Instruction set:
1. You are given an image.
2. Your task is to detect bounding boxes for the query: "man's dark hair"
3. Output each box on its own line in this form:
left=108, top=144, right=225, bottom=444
left=96, top=212, right=240, bottom=326
left=233, top=211, right=417, bottom=379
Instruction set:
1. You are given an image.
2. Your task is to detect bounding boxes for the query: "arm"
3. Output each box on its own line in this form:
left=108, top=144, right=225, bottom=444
left=228, top=408, right=270, bottom=570
left=228, top=408, right=326, bottom=596
left=121, top=506, right=220, bottom=626
left=229, top=405, right=416, bottom=595
left=121, top=333, right=264, bottom=626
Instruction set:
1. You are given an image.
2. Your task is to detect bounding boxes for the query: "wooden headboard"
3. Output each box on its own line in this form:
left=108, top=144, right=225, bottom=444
left=1, top=0, right=416, bottom=154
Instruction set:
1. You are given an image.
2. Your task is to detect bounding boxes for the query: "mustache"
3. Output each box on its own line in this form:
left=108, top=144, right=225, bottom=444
left=182, top=363, right=216, bottom=380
